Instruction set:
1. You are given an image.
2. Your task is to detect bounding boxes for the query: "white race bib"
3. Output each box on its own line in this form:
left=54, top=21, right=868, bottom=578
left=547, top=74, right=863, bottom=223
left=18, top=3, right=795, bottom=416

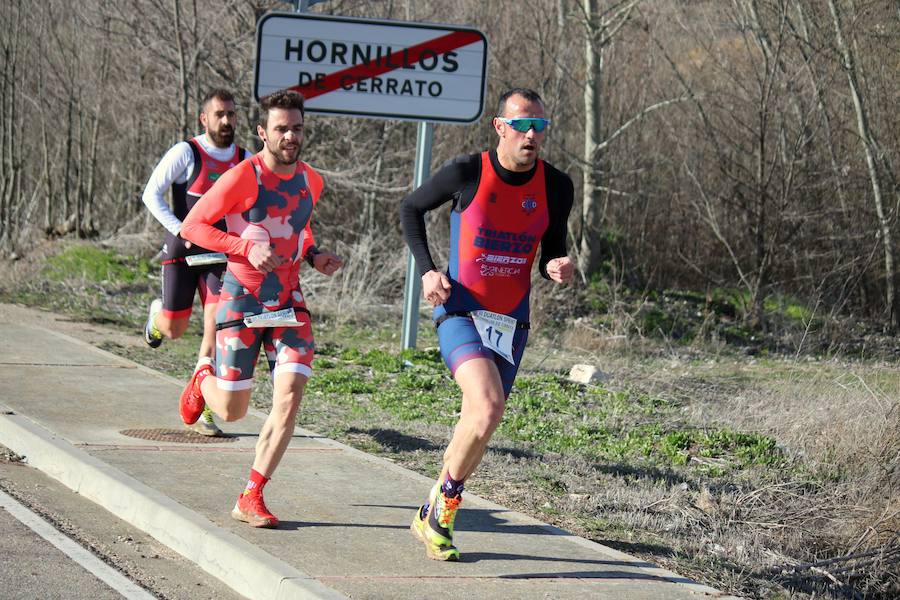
left=185, top=252, right=227, bottom=266
left=243, top=308, right=305, bottom=328
left=470, top=310, right=517, bottom=365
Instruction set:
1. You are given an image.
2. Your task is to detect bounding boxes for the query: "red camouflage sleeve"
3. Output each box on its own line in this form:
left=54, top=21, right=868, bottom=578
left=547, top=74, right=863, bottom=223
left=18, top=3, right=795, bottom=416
left=181, top=160, right=259, bottom=258
left=301, top=163, right=323, bottom=260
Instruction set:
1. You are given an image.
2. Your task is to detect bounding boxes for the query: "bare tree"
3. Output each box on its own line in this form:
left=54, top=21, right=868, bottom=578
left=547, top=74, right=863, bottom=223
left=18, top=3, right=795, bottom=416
left=0, top=0, right=897, bottom=325
left=826, top=0, right=896, bottom=327
left=577, top=0, right=641, bottom=277
left=0, top=0, right=25, bottom=251
left=651, top=1, right=825, bottom=326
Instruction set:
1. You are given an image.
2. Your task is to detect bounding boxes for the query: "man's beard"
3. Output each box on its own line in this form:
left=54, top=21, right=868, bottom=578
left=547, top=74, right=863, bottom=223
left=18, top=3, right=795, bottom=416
left=513, top=143, right=538, bottom=169
left=208, top=126, right=234, bottom=148
left=266, top=139, right=301, bottom=165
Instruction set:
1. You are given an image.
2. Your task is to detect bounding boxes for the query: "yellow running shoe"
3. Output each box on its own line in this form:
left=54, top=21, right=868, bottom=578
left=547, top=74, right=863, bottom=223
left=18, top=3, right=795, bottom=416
left=187, top=405, right=222, bottom=437
left=143, top=298, right=163, bottom=348
left=411, top=483, right=461, bottom=561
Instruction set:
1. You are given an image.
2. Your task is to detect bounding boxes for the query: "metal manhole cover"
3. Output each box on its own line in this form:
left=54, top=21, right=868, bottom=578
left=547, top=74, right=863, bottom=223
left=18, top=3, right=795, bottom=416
left=119, top=428, right=238, bottom=444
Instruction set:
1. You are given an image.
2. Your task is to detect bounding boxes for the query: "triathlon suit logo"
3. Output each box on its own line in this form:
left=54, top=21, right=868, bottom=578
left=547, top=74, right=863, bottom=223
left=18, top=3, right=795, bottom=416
left=521, top=195, right=538, bottom=215
left=449, top=151, right=550, bottom=317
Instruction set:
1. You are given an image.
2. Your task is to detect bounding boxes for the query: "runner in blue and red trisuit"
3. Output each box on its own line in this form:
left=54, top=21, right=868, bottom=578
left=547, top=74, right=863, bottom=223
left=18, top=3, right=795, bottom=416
left=141, top=88, right=251, bottom=436
left=401, top=88, right=575, bottom=561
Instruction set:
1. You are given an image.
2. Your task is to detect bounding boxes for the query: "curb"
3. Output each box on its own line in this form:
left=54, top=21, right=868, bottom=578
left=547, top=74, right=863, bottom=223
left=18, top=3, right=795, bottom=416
left=0, top=406, right=346, bottom=600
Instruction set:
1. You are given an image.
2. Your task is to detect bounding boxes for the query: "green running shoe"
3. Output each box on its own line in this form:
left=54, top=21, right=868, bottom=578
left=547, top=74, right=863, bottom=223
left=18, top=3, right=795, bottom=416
left=410, top=483, right=461, bottom=561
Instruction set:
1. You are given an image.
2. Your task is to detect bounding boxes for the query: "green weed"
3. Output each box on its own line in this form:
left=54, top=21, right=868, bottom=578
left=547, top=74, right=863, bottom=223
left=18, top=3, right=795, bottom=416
left=308, top=367, right=378, bottom=395
left=764, top=293, right=816, bottom=324
left=44, top=245, right=151, bottom=285
left=530, top=474, right=568, bottom=495
left=371, top=388, right=458, bottom=424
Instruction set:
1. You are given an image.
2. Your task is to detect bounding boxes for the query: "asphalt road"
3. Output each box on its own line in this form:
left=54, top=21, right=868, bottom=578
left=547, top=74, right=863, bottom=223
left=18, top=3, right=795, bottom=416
left=0, top=446, right=243, bottom=600
left=0, top=499, right=130, bottom=600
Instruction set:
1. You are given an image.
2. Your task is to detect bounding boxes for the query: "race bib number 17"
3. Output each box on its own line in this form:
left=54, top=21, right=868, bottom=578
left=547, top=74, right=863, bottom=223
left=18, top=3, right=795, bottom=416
left=470, top=310, right=517, bottom=365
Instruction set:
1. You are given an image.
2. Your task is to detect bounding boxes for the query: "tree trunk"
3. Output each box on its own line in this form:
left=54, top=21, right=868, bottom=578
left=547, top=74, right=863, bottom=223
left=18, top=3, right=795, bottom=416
left=86, top=33, right=111, bottom=234
left=0, top=43, right=10, bottom=248
left=363, top=121, right=388, bottom=231
left=575, top=0, right=641, bottom=278
left=579, top=0, right=604, bottom=277
left=63, top=95, right=74, bottom=234
left=1, top=3, right=23, bottom=251
left=172, top=0, right=190, bottom=139
left=827, top=0, right=897, bottom=327
left=551, top=0, right=569, bottom=150
left=76, top=103, right=85, bottom=239
left=38, top=53, right=53, bottom=233
left=791, top=0, right=849, bottom=213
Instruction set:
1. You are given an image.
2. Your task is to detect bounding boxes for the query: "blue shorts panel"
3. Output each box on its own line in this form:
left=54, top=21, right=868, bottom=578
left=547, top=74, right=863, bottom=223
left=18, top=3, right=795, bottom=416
left=436, top=315, right=528, bottom=397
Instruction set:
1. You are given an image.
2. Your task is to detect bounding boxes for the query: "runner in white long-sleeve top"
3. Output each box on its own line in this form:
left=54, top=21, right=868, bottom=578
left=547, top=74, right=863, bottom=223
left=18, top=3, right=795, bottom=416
left=141, top=88, right=251, bottom=436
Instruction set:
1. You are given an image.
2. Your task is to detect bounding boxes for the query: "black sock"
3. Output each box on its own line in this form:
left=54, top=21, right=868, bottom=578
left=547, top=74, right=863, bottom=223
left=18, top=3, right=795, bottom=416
left=441, top=474, right=464, bottom=498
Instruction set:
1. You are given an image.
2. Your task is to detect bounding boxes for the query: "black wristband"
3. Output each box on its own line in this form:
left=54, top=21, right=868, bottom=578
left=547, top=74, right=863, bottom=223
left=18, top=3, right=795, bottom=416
left=305, top=245, right=321, bottom=267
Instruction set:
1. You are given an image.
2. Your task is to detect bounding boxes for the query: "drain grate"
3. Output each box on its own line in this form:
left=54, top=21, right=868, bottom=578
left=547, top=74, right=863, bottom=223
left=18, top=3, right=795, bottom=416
left=119, top=428, right=238, bottom=444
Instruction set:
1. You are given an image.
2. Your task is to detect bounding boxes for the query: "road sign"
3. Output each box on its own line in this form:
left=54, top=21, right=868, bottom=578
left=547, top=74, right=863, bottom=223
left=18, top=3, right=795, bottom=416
left=254, top=13, right=488, bottom=123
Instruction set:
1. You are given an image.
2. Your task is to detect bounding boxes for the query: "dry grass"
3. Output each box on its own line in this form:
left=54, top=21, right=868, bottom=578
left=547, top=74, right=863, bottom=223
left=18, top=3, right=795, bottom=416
left=300, top=231, right=409, bottom=323
left=3, top=238, right=900, bottom=598
left=596, top=355, right=900, bottom=598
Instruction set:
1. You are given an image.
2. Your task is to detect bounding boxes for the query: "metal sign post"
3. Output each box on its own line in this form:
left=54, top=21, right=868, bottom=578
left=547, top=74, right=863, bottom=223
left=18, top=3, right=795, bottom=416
left=282, top=0, right=326, bottom=12
left=400, top=122, right=433, bottom=349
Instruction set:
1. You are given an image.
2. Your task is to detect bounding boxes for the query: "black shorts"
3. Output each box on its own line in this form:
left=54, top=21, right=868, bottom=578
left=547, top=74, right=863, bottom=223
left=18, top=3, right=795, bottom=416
left=159, top=259, right=224, bottom=319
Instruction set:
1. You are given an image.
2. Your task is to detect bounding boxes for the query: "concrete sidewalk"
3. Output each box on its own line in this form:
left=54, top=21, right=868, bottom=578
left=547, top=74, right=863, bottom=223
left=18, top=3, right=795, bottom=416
left=0, top=306, right=735, bottom=599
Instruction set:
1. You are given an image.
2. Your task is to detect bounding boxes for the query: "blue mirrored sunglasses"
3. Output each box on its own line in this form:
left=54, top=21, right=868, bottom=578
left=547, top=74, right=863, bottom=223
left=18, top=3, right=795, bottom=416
left=498, top=117, right=550, bottom=133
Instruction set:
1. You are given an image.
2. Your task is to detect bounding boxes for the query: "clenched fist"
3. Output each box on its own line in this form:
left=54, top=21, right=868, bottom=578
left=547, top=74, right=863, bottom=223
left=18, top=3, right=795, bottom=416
left=546, top=256, right=574, bottom=283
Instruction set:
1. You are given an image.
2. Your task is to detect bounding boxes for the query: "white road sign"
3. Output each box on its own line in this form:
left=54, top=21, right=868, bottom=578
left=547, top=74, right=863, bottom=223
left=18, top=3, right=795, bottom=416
left=254, top=13, right=488, bottom=123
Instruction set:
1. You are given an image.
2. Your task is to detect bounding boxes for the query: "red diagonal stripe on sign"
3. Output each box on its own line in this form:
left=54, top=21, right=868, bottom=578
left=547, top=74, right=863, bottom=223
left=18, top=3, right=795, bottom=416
left=285, top=30, right=483, bottom=100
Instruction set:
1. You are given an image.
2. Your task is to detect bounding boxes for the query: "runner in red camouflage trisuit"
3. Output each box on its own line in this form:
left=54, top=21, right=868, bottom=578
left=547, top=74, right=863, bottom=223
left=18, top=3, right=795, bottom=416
left=179, top=90, right=343, bottom=528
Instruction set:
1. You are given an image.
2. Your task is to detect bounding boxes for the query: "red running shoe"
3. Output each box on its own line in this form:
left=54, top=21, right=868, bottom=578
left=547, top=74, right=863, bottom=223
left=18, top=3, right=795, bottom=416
left=179, top=364, right=212, bottom=424
left=231, top=490, right=279, bottom=528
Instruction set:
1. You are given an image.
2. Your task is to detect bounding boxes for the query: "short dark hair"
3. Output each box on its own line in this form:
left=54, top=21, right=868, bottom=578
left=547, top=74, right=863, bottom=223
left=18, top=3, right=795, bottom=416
left=259, top=90, right=306, bottom=128
left=496, top=88, right=544, bottom=117
left=201, top=88, right=235, bottom=112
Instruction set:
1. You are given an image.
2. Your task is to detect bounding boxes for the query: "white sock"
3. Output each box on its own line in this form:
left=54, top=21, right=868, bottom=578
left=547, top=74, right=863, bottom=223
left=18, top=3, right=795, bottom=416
left=195, top=356, right=214, bottom=372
